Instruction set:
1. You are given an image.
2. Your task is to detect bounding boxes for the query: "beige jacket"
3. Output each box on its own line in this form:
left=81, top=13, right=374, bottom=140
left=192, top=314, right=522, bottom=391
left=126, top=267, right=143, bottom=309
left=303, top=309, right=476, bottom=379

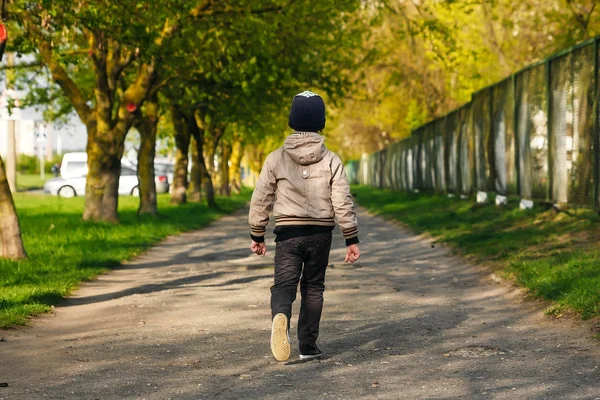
left=249, top=132, right=358, bottom=244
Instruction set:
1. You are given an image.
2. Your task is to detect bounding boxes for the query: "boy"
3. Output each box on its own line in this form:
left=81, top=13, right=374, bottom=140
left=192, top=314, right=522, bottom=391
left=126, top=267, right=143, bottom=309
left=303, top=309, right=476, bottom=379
left=248, top=90, right=361, bottom=362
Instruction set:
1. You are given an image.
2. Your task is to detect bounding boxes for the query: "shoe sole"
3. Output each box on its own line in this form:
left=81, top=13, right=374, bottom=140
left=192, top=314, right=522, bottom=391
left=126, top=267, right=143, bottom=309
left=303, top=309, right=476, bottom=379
left=271, top=313, right=290, bottom=362
left=299, top=353, right=322, bottom=360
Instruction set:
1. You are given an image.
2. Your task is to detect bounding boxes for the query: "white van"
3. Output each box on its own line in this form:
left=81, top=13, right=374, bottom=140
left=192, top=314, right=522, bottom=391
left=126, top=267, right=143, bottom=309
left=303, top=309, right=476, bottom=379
left=47, top=152, right=169, bottom=197
left=60, top=152, right=88, bottom=179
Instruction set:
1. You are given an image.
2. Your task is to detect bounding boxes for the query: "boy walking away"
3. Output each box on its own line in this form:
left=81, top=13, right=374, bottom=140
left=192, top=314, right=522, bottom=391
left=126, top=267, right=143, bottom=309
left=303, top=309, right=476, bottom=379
left=248, top=91, right=361, bottom=362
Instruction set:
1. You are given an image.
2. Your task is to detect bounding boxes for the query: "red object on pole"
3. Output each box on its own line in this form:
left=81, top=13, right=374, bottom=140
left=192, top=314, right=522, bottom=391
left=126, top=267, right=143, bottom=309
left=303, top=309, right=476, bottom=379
left=126, top=103, right=137, bottom=113
left=0, top=24, right=7, bottom=43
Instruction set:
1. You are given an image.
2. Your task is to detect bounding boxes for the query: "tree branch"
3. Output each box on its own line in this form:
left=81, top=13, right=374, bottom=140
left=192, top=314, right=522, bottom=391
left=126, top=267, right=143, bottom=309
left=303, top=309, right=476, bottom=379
left=32, top=31, right=92, bottom=126
left=114, top=62, right=158, bottom=135
left=566, top=0, right=592, bottom=32
left=91, top=32, right=113, bottom=128
left=584, top=2, right=598, bottom=36
left=0, top=61, right=43, bottom=70
left=159, top=0, right=290, bottom=49
left=481, top=0, right=510, bottom=73
left=111, top=49, right=138, bottom=88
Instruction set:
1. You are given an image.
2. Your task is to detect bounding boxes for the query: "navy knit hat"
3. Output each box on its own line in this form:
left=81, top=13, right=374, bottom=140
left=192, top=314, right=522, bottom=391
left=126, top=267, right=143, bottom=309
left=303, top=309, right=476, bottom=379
left=288, top=91, right=326, bottom=132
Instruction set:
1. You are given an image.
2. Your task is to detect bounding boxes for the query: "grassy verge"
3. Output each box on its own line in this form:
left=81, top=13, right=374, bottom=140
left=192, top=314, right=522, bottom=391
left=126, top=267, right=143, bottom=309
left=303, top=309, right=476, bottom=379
left=352, top=185, right=600, bottom=320
left=16, top=173, right=48, bottom=191
left=0, top=190, right=251, bottom=328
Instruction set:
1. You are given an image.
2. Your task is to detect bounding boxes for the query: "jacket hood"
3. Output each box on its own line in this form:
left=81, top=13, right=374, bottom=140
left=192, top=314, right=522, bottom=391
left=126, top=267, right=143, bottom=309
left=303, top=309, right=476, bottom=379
left=283, top=132, right=328, bottom=166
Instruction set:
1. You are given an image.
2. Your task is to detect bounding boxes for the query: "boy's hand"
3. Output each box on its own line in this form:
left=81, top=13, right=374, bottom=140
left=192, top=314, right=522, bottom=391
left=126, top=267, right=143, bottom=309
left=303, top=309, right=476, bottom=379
left=251, top=241, right=267, bottom=256
left=345, top=244, right=361, bottom=263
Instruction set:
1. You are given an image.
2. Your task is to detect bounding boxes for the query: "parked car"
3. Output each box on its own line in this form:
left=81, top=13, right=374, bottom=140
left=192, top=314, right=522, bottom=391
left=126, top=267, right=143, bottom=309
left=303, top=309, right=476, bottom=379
left=49, top=152, right=170, bottom=197
left=122, top=161, right=170, bottom=194
left=44, top=166, right=140, bottom=198
left=125, top=163, right=170, bottom=194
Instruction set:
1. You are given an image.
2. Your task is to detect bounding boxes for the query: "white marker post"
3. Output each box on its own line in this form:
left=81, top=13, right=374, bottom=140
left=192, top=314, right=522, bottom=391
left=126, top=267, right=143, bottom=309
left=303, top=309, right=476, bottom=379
left=476, top=191, right=488, bottom=204
left=495, top=194, right=508, bottom=206
left=520, top=199, right=534, bottom=210
left=36, top=125, right=47, bottom=181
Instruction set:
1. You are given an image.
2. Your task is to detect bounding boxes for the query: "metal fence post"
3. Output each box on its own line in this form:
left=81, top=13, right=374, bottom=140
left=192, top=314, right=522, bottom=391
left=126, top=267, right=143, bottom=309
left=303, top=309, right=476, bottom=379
left=489, top=87, right=496, bottom=196
left=379, top=150, right=384, bottom=189
left=546, top=58, right=554, bottom=203
left=513, top=73, right=520, bottom=196
left=594, top=38, right=600, bottom=210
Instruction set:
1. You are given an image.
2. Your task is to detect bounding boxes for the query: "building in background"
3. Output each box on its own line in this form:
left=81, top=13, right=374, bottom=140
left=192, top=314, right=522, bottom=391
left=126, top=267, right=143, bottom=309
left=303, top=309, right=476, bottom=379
left=0, top=89, right=88, bottom=160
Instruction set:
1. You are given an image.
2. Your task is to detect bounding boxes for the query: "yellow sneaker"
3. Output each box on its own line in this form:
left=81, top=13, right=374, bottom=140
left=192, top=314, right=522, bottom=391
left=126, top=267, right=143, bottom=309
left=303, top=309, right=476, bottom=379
left=271, top=313, right=291, bottom=361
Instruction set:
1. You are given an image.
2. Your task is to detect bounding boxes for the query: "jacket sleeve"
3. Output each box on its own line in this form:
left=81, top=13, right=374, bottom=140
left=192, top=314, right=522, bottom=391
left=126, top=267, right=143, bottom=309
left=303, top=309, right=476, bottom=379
left=330, top=154, right=359, bottom=246
left=248, top=152, right=278, bottom=243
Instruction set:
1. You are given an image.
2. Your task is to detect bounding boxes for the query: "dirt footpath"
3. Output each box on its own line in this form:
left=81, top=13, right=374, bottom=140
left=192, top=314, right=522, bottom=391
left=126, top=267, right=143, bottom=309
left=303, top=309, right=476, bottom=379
left=1, top=207, right=599, bottom=400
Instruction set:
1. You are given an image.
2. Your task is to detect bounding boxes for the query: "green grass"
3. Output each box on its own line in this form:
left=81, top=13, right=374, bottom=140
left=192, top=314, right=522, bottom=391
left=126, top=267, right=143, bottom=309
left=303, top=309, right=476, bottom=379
left=16, top=173, right=48, bottom=191
left=352, top=185, right=600, bottom=319
left=0, top=190, right=251, bottom=328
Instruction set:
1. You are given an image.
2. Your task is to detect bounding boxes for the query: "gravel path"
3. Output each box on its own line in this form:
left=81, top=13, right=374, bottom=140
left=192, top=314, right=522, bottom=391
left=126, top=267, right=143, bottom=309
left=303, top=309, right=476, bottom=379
left=1, top=207, right=599, bottom=400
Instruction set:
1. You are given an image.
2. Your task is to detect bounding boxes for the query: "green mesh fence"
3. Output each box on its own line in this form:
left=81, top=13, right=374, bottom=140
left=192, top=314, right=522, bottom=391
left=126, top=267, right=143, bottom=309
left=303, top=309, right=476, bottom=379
left=596, top=42, right=600, bottom=208
left=433, top=118, right=446, bottom=193
left=492, top=78, right=516, bottom=195
left=352, top=36, right=600, bottom=210
left=458, top=104, right=472, bottom=196
left=472, top=90, right=489, bottom=192
left=444, top=112, right=458, bottom=194
left=549, top=46, right=596, bottom=206
left=345, top=160, right=360, bottom=184
left=516, top=63, right=549, bottom=201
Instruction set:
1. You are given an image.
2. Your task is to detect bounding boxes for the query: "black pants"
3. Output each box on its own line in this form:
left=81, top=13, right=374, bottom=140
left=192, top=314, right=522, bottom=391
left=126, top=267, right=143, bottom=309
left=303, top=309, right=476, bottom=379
left=271, top=232, right=332, bottom=346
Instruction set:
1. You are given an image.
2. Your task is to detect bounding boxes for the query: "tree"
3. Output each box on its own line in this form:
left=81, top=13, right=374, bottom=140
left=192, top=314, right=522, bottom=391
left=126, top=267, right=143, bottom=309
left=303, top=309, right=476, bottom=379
left=153, top=0, right=365, bottom=207
left=10, top=0, right=174, bottom=222
left=133, top=92, right=160, bottom=215
left=0, top=16, right=27, bottom=259
left=11, top=0, right=367, bottom=214
left=169, top=102, right=191, bottom=205
left=12, top=1, right=266, bottom=221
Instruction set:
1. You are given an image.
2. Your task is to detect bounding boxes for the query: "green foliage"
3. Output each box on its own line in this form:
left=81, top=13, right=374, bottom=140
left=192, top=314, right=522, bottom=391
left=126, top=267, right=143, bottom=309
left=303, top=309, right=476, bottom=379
left=352, top=185, right=600, bottom=319
left=167, top=0, right=364, bottom=130
left=7, top=0, right=368, bottom=179
left=328, top=0, right=600, bottom=160
left=17, top=154, right=62, bottom=174
left=7, top=0, right=183, bottom=120
left=0, top=190, right=252, bottom=328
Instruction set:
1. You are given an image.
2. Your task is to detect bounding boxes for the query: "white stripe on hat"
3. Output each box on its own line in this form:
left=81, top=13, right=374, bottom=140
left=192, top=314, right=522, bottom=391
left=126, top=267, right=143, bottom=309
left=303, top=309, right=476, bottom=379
left=296, top=90, right=319, bottom=98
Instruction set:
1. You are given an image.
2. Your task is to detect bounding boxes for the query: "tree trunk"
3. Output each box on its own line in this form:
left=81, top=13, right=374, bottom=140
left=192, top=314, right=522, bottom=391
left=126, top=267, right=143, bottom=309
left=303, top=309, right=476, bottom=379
left=188, top=135, right=203, bottom=203
left=205, top=137, right=217, bottom=184
left=229, top=140, right=244, bottom=194
left=203, top=124, right=226, bottom=186
left=80, top=51, right=157, bottom=223
left=219, top=141, right=232, bottom=197
left=0, top=38, right=26, bottom=259
left=200, top=152, right=217, bottom=208
left=0, top=155, right=27, bottom=259
left=170, top=107, right=190, bottom=205
left=190, top=112, right=217, bottom=208
left=6, top=53, right=17, bottom=193
left=83, top=125, right=125, bottom=223
left=135, top=96, right=159, bottom=215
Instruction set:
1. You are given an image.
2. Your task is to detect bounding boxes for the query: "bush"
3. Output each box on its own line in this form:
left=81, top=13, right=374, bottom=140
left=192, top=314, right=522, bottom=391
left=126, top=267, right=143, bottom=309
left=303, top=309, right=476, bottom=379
left=17, top=155, right=38, bottom=174
left=17, top=154, right=63, bottom=174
